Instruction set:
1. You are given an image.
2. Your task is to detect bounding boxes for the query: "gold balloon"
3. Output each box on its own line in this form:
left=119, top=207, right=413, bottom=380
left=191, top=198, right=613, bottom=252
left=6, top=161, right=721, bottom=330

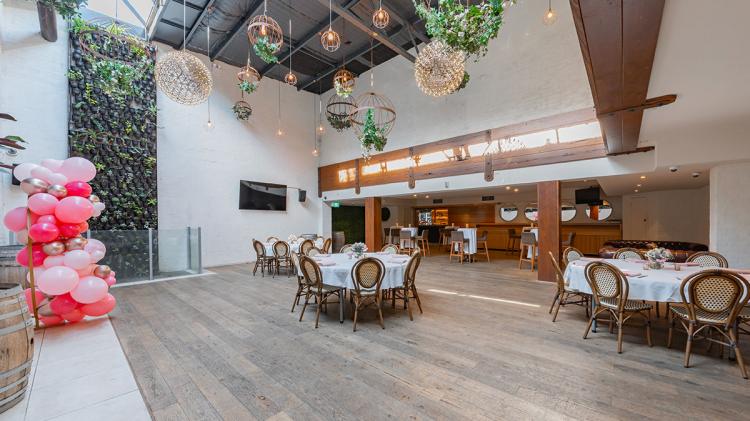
left=37, top=302, right=55, bottom=317
left=89, top=194, right=101, bottom=203
left=20, top=178, right=49, bottom=195
left=47, top=184, right=68, bottom=199
left=42, top=241, right=66, bottom=256
left=66, top=237, right=88, bottom=251
left=93, top=265, right=111, bottom=279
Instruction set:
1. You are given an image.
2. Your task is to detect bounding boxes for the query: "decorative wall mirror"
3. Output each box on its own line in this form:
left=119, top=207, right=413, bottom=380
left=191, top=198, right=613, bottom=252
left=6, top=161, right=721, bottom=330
left=561, top=202, right=577, bottom=222
left=524, top=203, right=538, bottom=221
left=585, top=200, right=612, bottom=221
left=499, top=204, right=518, bottom=221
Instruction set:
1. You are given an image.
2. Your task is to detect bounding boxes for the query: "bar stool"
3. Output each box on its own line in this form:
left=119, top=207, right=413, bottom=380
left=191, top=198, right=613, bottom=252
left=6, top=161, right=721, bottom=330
left=389, top=227, right=401, bottom=246
left=507, top=228, right=521, bottom=253
left=442, top=227, right=456, bottom=250
left=561, top=231, right=576, bottom=248
left=518, top=232, right=537, bottom=271
left=449, top=231, right=469, bottom=264
left=477, top=230, right=490, bottom=262
left=417, top=230, right=430, bottom=256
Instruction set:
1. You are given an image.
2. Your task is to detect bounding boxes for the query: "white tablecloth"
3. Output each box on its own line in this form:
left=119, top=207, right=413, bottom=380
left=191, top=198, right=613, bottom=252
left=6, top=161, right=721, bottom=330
left=265, top=238, right=323, bottom=256
left=303, top=253, right=408, bottom=290
left=563, top=258, right=707, bottom=302
left=456, top=228, right=477, bottom=254
left=400, top=227, right=418, bottom=248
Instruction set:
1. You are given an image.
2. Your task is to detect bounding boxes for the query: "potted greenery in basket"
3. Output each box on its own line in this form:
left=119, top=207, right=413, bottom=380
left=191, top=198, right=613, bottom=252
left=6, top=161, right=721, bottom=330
left=358, top=109, right=387, bottom=160
left=36, top=0, right=87, bottom=42
left=253, top=36, right=280, bottom=64
left=238, top=80, right=259, bottom=95
left=232, top=102, right=253, bottom=121
left=326, top=113, right=352, bottom=132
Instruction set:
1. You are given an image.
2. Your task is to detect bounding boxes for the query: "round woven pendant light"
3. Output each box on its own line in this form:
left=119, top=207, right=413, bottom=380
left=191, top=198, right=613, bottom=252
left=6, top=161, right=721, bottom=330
left=349, top=91, right=396, bottom=136
left=333, top=68, right=355, bottom=97
left=156, top=0, right=212, bottom=105
left=321, top=0, right=340, bottom=52
left=237, top=62, right=261, bottom=84
left=414, top=40, right=465, bottom=97
left=326, top=93, right=357, bottom=132
left=372, top=1, right=389, bottom=29
left=247, top=1, right=283, bottom=51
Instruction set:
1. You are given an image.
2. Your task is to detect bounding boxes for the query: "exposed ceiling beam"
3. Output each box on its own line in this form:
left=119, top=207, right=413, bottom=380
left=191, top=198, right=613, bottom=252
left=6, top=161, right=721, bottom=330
left=315, top=0, right=415, bottom=63
left=570, top=0, right=669, bottom=154
left=211, top=0, right=266, bottom=60
left=381, top=0, right=430, bottom=44
left=171, top=0, right=203, bottom=12
left=160, top=18, right=187, bottom=31
left=260, top=0, right=361, bottom=77
left=148, top=0, right=171, bottom=41
left=178, top=0, right=217, bottom=50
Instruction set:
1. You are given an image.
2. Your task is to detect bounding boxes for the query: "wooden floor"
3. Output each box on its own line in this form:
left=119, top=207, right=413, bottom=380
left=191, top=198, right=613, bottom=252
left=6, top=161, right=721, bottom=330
left=109, top=250, right=750, bottom=420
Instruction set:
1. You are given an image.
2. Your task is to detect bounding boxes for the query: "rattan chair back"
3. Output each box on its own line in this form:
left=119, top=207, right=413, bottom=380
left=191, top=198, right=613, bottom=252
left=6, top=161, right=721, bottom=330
left=299, top=256, right=323, bottom=289
left=679, top=270, right=749, bottom=327
left=340, top=244, right=353, bottom=253
left=306, top=247, right=322, bottom=257
left=253, top=240, right=266, bottom=258
left=562, top=247, right=584, bottom=266
left=549, top=251, right=566, bottom=294
left=686, top=251, right=729, bottom=268
left=290, top=251, right=301, bottom=275
left=404, top=253, right=422, bottom=290
left=300, top=239, right=314, bottom=255
left=322, top=238, right=332, bottom=253
left=351, top=257, right=385, bottom=291
left=613, top=248, right=643, bottom=260
left=381, top=244, right=399, bottom=254
left=267, top=236, right=279, bottom=243
left=273, top=241, right=290, bottom=258
left=585, top=261, right=629, bottom=312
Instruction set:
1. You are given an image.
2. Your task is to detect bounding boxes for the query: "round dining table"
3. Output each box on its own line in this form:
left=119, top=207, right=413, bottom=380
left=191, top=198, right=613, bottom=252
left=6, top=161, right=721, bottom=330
left=300, top=252, right=410, bottom=322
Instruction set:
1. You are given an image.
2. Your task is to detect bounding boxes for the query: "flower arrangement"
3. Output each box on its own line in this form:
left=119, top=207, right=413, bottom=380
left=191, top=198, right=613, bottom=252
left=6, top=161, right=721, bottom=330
left=413, top=0, right=510, bottom=61
left=351, top=242, right=368, bottom=258
left=238, top=80, right=258, bottom=95
left=253, top=36, right=280, bottom=64
left=358, top=109, right=387, bottom=160
left=645, top=247, right=673, bottom=269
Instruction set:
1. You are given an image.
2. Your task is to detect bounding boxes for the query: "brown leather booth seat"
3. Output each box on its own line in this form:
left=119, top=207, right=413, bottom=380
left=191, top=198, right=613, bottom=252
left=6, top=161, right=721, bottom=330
left=598, top=240, right=708, bottom=263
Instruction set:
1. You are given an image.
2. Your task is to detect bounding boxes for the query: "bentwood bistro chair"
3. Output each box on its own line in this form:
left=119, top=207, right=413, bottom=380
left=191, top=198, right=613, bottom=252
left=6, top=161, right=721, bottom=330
left=252, top=239, right=274, bottom=277
left=686, top=251, right=729, bottom=268
left=562, top=246, right=584, bottom=268
left=613, top=248, right=644, bottom=260
left=299, top=239, right=314, bottom=256
left=390, top=252, right=423, bottom=320
left=381, top=244, right=399, bottom=254
left=297, top=256, right=343, bottom=328
left=350, top=257, right=386, bottom=331
left=272, top=240, right=293, bottom=277
left=548, top=252, right=589, bottom=322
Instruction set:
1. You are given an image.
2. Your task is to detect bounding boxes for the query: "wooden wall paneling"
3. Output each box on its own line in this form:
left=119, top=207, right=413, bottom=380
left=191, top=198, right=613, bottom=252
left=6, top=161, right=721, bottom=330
left=537, top=181, right=561, bottom=282
left=364, top=197, right=382, bottom=251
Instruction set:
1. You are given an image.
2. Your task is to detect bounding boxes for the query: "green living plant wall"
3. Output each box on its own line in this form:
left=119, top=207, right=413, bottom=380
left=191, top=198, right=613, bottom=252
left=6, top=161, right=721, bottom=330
left=67, top=19, right=158, bottom=280
left=332, top=206, right=365, bottom=245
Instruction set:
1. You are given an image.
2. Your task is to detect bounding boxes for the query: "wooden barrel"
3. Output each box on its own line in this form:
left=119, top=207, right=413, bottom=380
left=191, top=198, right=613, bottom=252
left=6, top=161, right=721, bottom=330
left=0, top=246, right=27, bottom=288
left=332, top=231, right=346, bottom=254
left=0, top=283, right=34, bottom=414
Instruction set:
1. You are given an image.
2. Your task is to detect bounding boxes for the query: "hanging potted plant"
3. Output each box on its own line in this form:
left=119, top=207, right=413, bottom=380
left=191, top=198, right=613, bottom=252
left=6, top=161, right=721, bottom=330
left=253, top=36, right=280, bottom=64
left=232, top=101, right=253, bottom=121
left=358, top=109, right=387, bottom=160
left=36, top=0, right=87, bottom=42
left=238, top=80, right=259, bottom=95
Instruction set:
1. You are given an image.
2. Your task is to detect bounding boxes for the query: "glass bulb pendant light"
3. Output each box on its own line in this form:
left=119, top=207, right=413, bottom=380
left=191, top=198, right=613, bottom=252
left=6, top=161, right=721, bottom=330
left=321, top=0, right=341, bottom=52
left=372, top=0, right=389, bottom=29
left=543, top=0, right=557, bottom=25
left=284, top=18, right=297, bottom=85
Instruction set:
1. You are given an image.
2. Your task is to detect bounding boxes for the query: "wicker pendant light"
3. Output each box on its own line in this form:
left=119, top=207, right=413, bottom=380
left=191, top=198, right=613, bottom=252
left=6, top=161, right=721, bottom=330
left=414, top=40, right=465, bottom=97
left=247, top=1, right=283, bottom=49
left=155, top=0, right=212, bottom=105
left=321, top=0, right=340, bottom=52
left=372, top=0, right=389, bottom=29
left=333, top=68, right=355, bottom=97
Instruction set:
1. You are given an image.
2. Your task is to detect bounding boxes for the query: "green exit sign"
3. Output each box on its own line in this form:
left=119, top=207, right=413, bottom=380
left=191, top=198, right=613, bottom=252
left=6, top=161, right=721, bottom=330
left=331, top=201, right=341, bottom=208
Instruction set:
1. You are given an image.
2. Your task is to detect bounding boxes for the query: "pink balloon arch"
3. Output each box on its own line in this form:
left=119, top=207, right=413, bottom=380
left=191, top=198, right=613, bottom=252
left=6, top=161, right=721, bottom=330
left=3, top=157, right=116, bottom=327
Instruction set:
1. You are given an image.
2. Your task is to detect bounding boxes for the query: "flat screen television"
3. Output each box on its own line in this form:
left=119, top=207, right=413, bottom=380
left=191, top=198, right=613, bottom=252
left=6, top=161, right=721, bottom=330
left=239, top=181, right=287, bottom=211
left=575, top=187, right=602, bottom=205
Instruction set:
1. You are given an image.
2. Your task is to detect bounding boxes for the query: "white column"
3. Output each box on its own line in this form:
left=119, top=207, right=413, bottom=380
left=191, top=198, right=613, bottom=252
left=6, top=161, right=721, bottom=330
left=319, top=202, right=332, bottom=238
left=710, top=161, right=750, bottom=267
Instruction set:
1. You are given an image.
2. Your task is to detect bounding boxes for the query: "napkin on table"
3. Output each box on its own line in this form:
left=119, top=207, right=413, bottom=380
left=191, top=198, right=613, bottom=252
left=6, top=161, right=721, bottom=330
left=318, top=259, right=336, bottom=266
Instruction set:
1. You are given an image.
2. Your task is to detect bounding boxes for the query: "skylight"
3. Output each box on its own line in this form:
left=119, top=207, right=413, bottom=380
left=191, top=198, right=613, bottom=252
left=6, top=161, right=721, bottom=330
left=86, top=0, right=157, bottom=29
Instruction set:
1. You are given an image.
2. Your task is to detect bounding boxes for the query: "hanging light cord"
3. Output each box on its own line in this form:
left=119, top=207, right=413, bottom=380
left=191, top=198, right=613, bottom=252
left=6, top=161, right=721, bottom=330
left=207, top=8, right=212, bottom=124
left=329, top=0, right=333, bottom=29
left=288, top=19, right=293, bottom=72
left=181, top=0, right=186, bottom=49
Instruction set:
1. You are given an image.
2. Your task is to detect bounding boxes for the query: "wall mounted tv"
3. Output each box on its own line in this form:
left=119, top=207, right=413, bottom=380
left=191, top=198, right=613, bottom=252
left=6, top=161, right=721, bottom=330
left=239, top=181, right=287, bottom=211
left=575, top=187, right=602, bottom=205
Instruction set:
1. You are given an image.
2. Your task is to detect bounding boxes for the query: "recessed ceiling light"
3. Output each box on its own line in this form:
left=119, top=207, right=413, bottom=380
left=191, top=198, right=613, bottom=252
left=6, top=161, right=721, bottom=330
left=413, top=194, right=417, bottom=197
left=505, top=186, right=511, bottom=190
left=640, top=175, right=647, bottom=179
left=425, top=195, right=430, bottom=198
left=513, top=188, right=519, bottom=192
left=634, top=189, right=639, bottom=193
left=637, top=184, right=642, bottom=187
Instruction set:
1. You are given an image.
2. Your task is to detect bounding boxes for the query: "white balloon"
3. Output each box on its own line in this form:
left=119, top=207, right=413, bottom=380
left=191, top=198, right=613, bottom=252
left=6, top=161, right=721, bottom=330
left=15, top=229, right=28, bottom=245
left=30, top=166, right=53, bottom=183
left=47, top=172, right=68, bottom=185
left=92, top=208, right=102, bottom=217
left=89, top=250, right=105, bottom=263
left=41, top=159, right=64, bottom=172
left=93, top=202, right=105, bottom=211
left=13, top=163, right=38, bottom=181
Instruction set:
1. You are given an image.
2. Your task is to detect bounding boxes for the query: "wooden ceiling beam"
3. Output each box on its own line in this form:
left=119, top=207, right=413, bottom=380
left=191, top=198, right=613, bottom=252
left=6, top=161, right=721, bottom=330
left=569, top=0, right=669, bottom=154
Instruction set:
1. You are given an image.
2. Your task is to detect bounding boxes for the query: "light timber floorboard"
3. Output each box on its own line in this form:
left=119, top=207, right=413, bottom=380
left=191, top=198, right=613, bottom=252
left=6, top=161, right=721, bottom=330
left=109, top=251, right=750, bottom=420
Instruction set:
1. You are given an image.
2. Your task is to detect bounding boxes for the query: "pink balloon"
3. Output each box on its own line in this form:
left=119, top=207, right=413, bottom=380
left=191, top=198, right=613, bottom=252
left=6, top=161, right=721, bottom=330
left=26, top=267, right=46, bottom=283
left=16, top=245, right=46, bottom=267
left=54, top=196, right=93, bottom=224
left=23, top=288, right=45, bottom=313
left=30, top=166, right=53, bottom=183
left=48, top=173, right=68, bottom=186
left=84, top=238, right=106, bottom=254
left=13, top=163, right=38, bottom=181
left=70, top=276, right=108, bottom=304
left=63, top=250, right=92, bottom=270
left=77, top=264, right=96, bottom=277
left=80, top=293, right=116, bottom=317
left=49, top=292, right=78, bottom=315
left=37, top=215, right=57, bottom=225
left=15, top=229, right=29, bottom=245
left=105, top=275, right=116, bottom=287
left=59, top=157, right=96, bottom=182
left=89, top=250, right=105, bottom=263
left=28, top=222, right=59, bottom=243
left=39, top=315, right=64, bottom=326
left=62, top=309, right=85, bottom=323
left=43, top=255, right=66, bottom=268
left=37, top=266, right=79, bottom=295
left=41, top=159, right=63, bottom=172
left=28, top=193, right=59, bottom=216
left=3, top=207, right=28, bottom=232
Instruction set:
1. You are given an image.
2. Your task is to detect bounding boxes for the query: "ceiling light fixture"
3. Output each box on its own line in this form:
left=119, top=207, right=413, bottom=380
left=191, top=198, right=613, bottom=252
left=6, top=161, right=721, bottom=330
left=284, top=18, right=297, bottom=86
left=640, top=175, right=647, bottom=179
left=321, top=0, right=341, bottom=52
left=414, top=40, right=465, bottom=97
left=543, top=0, right=557, bottom=25
left=372, top=0, right=390, bottom=29
left=513, top=188, right=519, bottom=192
